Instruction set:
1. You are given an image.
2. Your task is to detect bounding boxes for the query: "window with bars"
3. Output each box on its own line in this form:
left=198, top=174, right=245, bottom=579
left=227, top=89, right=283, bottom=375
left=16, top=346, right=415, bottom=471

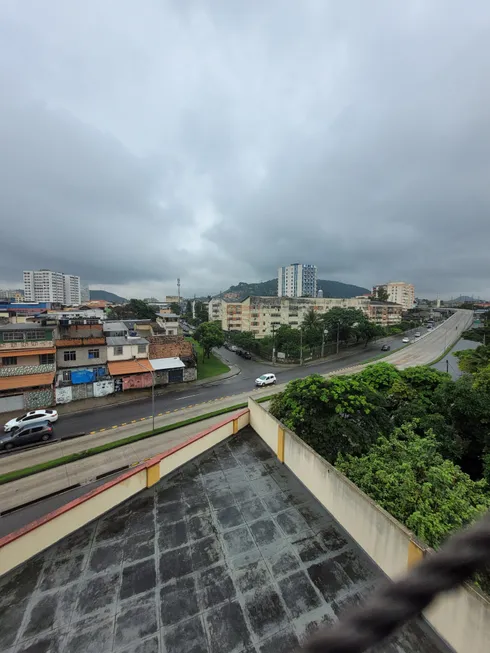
left=40, top=354, right=55, bottom=365
left=2, top=356, right=17, bottom=365
left=113, top=346, right=123, bottom=356
left=88, top=349, right=100, bottom=359
left=3, top=331, right=24, bottom=341
left=63, top=350, right=76, bottom=361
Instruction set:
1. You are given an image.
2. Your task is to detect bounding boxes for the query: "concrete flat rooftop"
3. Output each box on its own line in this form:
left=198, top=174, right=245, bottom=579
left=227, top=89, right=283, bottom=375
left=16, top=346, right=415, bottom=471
left=0, top=427, right=449, bottom=653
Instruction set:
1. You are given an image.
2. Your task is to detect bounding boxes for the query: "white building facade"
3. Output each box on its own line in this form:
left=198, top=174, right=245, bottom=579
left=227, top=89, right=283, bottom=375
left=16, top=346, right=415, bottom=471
left=24, top=270, right=81, bottom=305
left=278, top=263, right=317, bottom=298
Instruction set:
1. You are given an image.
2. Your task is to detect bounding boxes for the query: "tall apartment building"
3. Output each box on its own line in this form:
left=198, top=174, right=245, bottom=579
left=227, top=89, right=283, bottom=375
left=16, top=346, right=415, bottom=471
left=24, top=270, right=81, bottom=305
left=278, top=263, right=317, bottom=298
left=374, top=282, right=415, bottom=311
left=63, top=275, right=82, bottom=305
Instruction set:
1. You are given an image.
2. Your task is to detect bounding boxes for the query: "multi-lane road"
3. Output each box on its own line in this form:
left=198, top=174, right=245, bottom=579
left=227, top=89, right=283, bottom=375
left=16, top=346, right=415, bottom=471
left=46, top=316, right=468, bottom=438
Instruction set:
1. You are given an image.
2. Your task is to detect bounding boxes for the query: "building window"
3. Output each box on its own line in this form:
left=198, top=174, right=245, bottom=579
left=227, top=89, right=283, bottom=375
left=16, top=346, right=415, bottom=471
left=62, top=370, right=72, bottom=382
left=88, top=349, right=100, bottom=359
left=25, top=330, right=46, bottom=340
left=64, top=350, right=77, bottom=361
left=114, top=346, right=123, bottom=356
left=3, top=331, right=24, bottom=341
left=2, top=356, right=17, bottom=366
left=137, top=344, right=146, bottom=354
left=40, top=354, right=55, bottom=365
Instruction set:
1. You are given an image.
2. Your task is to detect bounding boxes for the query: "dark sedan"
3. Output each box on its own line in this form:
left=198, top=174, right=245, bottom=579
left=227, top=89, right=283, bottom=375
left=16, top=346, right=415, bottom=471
left=0, top=421, right=54, bottom=451
left=381, top=344, right=391, bottom=351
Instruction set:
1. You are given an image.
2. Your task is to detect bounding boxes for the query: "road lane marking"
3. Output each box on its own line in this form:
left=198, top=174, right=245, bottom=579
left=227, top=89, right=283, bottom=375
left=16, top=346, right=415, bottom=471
left=175, top=394, right=198, bottom=400
left=90, top=431, right=96, bottom=435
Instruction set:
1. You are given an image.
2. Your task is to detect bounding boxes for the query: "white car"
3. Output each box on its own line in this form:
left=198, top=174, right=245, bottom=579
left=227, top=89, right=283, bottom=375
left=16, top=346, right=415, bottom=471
left=255, top=373, right=277, bottom=387
left=4, top=409, right=58, bottom=433
left=402, top=337, right=410, bottom=343
left=414, top=332, right=421, bottom=338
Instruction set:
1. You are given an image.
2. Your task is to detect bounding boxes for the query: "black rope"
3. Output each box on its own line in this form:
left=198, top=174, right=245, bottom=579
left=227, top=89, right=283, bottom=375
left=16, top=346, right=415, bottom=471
left=300, top=511, right=490, bottom=653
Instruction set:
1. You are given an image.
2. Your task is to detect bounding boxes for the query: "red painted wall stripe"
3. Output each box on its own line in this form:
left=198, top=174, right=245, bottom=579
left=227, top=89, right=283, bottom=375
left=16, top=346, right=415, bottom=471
left=0, top=408, right=249, bottom=549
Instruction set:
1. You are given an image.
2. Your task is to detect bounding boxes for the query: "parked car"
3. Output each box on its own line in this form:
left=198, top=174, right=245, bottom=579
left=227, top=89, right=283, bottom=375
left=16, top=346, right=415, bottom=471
left=4, top=409, right=58, bottom=433
left=0, top=421, right=54, bottom=451
left=241, top=351, right=252, bottom=360
left=381, top=344, right=390, bottom=351
left=235, top=349, right=244, bottom=357
left=255, top=373, right=277, bottom=387
left=230, top=345, right=237, bottom=352
left=402, top=337, right=410, bottom=343
left=415, top=332, right=421, bottom=338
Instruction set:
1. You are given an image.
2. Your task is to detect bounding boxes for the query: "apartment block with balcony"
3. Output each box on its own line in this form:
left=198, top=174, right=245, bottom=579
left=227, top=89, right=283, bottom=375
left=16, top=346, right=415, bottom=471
left=0, top=324, right=57, bottom=413
left=214, top=295, right=371, bottom=338
left=367, top=301, right=403, bottom=326
left=24, top=269, right=82, bottom=306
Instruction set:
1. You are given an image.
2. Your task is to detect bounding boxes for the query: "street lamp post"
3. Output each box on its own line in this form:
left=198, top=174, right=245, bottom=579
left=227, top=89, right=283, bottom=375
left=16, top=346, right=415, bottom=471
left=321, top=328, right=328, bottom=358
left=134, top=357, right=155, bottom=431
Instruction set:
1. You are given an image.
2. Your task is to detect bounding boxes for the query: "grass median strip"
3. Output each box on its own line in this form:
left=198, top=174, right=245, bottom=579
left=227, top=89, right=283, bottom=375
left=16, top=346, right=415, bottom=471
left=0, top=396, right=273, bottom=486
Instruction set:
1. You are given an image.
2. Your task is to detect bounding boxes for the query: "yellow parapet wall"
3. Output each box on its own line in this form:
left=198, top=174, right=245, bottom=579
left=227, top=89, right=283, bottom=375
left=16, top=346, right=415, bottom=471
left=0, top=408, right=250, bottom=577
left=247, top=396, right=490, bottom=653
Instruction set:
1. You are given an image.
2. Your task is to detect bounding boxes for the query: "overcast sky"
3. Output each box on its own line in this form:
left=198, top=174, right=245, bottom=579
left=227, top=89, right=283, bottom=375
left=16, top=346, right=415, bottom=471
left=1, top=1, right=490, bottom=300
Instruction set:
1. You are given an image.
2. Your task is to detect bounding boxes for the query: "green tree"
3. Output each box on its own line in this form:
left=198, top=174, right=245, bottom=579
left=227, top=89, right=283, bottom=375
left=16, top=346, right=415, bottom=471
left=358, top=362, right=401, bottom=392
left=454, top=344, right=490, bottom=373
left=194, top=321, right=225, bottom=359
left=194, top=301, right=209, bottom=325
left=170, top=302, right=181, bottom=315
left=398, top=366, right=450, bottom=404
left=269, top=374, right=390, bottom=463
left=108, top=299, right=157, bottom=320
left=301, top=308, right=322, bottom=347
left=184, top=300, right=193, bottom=321
left=274, top=325, right=302, bottom=359
left=372, top=286, right=390, bottom=302
left=336, top=423, right=490, bottom=548
left=353, top=319, right=382, bottom=347
left=321, top=307, right=366, bottom=347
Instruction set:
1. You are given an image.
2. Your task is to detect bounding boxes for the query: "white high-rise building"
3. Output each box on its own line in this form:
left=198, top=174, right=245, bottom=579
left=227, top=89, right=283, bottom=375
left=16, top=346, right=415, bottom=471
left=278, top=263, right=317, bottom=298
left=63, top=275, right=82, bottom=305
left=24, top=270, right=81, bottom=305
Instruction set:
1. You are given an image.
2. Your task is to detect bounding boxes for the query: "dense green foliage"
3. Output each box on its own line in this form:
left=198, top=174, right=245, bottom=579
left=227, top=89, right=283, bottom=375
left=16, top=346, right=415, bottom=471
left=270, top=360, right=490, bottom=565
left=337, top=424, right=490, bottom=548
left=194, top=321, right=225, bottom=359
left=108, top=299, right=157, bottom=320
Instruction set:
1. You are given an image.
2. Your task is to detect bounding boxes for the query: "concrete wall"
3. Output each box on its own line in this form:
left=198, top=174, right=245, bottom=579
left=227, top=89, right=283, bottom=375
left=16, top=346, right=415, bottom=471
left=248, top=398, right=490, bottom=653
left=56, top=346, right=108, bottom=368
left=0, top=408, right=251, bottom=576
left=107, top=343, right=148, bottom=360
left=249, top=397, right=278, bottom=454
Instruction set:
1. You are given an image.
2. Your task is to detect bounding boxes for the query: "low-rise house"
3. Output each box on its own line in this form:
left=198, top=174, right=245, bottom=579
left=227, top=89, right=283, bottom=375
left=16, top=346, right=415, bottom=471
left=106, top=334, right=153, bottom=391
left=0, top=324, right=56, bottom=413
left=156, top=313, right=180, bottom=335
left=148, top=335, right=196, bottom=384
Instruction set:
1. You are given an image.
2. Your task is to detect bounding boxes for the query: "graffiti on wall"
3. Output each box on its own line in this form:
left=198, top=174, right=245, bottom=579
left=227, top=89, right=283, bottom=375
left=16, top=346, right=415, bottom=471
left=122, top=373, right=153, bottom=391
left=55, top=386, right=73, bottom=404
left=94, top=380, right=114, bottom=397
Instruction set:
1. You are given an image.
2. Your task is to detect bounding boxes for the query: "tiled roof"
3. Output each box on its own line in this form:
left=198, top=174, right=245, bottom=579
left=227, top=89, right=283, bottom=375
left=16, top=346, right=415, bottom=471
left=0, top=348, right=55, bottom=357
left=55, top=338, right=106, bottom=347
left=0, top=372, right=55, bottom=390
left=107, top=359, right=153, bottom=375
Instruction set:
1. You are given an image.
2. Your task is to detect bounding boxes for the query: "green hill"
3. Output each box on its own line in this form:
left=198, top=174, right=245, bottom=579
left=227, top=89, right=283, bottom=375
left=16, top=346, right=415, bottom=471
left=219, top=278, right=369, bottom=299
left=90, top=290, right=127, bottom=303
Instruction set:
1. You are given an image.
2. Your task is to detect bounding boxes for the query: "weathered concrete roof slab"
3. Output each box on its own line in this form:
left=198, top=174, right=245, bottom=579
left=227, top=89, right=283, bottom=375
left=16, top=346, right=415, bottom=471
left=0, top=427, right=448, bottom=653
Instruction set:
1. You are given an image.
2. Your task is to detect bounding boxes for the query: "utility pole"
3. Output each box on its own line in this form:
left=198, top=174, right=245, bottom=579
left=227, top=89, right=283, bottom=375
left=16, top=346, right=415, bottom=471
left=300, top=327, right=303, bottom=365
left=336, top=321, right=341, bottom=355
left=271, top=324, right=276, bottom=365
left=446, top=359, right=449, bottom=374
left=177, top=278, right=181, bottom=304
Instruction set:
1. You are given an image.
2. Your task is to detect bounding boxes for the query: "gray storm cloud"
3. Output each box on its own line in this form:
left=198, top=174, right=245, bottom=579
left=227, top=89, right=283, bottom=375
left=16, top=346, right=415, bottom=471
left=1, top=0, right=490, bottom=298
